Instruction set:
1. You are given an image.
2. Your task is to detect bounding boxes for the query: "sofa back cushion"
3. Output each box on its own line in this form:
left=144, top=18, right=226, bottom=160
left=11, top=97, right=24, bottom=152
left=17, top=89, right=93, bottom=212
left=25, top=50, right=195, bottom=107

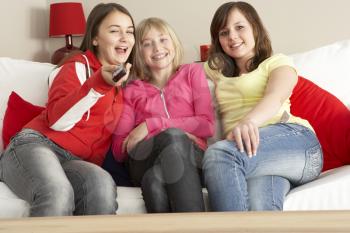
left=2, top=92, right=45, bottom=149
left=290, top=40, right=350, bottom=171
left=0, top=57, right=54, bottom=153
left=291, top=77, right=350, bottom=171
left=290, top=40, right=350, bottom=108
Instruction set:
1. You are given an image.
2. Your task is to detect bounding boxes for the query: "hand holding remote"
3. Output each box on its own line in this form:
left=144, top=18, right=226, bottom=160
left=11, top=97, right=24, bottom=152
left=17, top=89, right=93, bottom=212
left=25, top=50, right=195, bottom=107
left=101, top=63, right=131, bottom=87
left=112, top=65, right=127, bottom=82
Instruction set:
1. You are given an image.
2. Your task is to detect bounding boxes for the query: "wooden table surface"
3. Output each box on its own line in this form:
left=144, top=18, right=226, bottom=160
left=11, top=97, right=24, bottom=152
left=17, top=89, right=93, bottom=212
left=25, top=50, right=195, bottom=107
left=0, top=210, right=349, bottom=233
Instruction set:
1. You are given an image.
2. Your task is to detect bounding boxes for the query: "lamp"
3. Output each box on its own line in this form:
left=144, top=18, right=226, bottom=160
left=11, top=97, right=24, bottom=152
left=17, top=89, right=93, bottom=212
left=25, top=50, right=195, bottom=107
left=49, top=2, right=86, bottom=64
left=200, top=44, right=210, bottom=62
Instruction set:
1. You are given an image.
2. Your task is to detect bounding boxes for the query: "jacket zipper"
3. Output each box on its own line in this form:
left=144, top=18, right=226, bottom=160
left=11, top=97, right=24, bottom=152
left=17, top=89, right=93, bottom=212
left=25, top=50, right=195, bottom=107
left=160, top=90, right=170, bottom=119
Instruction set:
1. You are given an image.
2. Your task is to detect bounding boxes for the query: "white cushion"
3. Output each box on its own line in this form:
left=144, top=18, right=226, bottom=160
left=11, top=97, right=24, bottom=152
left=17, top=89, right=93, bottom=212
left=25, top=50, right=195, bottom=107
left=116, top=187, right=210, bottom=214
left=0, top=182, right=29, bottom=218
left=284, top=166, right=350, bottom=210
left=116, top=187, right=146, bottom=214
left=0, top=57, right=54, bottom=152
left=290, top=40, right=350, bottom=107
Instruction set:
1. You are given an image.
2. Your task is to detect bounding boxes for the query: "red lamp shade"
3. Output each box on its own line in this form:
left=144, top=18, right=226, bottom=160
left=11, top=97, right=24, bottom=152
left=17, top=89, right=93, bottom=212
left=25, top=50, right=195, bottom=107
left=49, top=2, right=86, bottom=64
left=49, top=2, right=86, bottom=37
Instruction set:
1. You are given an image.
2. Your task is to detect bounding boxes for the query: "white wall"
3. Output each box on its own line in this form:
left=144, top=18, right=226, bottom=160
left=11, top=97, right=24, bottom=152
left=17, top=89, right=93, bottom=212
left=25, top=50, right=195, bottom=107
left=0, top=0, right=50, bottom=62
left=1, top=0, right=350, bottom=63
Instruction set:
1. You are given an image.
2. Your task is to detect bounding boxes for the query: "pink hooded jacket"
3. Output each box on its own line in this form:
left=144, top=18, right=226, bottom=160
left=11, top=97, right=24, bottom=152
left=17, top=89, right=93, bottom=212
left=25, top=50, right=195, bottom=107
left=112, top=63, right=215, bottom=162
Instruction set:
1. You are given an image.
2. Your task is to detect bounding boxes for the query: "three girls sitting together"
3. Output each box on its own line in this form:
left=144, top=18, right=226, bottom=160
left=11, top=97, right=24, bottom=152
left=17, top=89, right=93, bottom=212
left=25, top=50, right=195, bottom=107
left=0, top=2, right=349, bottom=217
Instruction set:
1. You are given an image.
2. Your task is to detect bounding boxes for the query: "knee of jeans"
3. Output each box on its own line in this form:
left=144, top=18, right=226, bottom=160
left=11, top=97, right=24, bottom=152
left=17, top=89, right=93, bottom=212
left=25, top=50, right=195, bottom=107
left=89, top=186, right=117, bottom=214
left=161, top=128, right=186, bottom=137
left=203, top=140, right=237, bottom=170
left=87, top=169, right=117, bottom=199
left=35, top=180, right=75, bottom=215
left=157, top=128, right=188, bottom=145
left=159, top=150, right=187, bottom=185
left=157, top=129, right=193, bottom=162
left=85, top=170, right=117, bottom=213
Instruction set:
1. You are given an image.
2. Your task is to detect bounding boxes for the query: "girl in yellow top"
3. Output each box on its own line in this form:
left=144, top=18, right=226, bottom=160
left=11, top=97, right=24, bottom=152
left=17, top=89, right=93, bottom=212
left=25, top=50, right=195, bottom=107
left=203, top=1, right=323, bottom=211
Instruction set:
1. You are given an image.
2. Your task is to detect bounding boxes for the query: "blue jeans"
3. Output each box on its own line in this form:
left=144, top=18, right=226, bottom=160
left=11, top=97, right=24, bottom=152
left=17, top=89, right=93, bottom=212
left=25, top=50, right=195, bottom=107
left=0, top=129, right=117, bottom=216
left=203, top=123, right=323, bottom=211
left=247, top=175, right=290, bottom=210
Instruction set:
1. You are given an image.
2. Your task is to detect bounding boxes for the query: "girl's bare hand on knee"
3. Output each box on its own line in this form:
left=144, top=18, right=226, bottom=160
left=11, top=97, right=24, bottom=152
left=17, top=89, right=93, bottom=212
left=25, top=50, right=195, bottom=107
left=226, top=119, right=259, bottom=157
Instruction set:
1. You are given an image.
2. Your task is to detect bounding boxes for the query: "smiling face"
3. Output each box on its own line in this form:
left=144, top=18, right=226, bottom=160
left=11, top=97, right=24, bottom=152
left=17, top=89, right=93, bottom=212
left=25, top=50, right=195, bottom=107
left=140, top=27, right=175, bottom=73
left=218, top=8, right=255, bottom=70
left=93, top=10, right=135, bottom=66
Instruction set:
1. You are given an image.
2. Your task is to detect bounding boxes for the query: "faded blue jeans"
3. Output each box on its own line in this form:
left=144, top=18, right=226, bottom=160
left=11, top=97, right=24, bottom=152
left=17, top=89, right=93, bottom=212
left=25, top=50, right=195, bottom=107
left=0, top=129, right=117, bottom=216
left=203, top=123, right=323, bottom=211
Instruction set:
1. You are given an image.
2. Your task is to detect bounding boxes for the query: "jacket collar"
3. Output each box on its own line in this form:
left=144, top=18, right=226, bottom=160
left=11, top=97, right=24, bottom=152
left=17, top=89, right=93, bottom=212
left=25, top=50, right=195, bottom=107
left=84, top=50, right=102, bottom=70
left=63, top=50, right=102, bottom=71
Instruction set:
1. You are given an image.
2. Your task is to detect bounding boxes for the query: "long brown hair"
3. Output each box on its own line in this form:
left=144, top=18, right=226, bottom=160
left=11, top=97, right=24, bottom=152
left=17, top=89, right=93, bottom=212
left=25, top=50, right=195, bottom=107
left=80, top=3, right=135, bottom=64
left=57, top=3, right=135, bottom=67
left=208, top=1, right=272, bottom=77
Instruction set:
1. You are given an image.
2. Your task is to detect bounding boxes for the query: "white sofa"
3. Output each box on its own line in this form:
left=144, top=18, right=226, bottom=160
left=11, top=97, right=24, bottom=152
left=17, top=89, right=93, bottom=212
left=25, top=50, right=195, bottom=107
left=1, top=40, right=350, bottom=218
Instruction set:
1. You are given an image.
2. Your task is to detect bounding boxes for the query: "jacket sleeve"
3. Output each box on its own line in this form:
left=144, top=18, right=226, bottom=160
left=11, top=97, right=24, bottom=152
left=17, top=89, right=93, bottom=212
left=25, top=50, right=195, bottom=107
left=46, top=62, right=112, bottom=131
left=111, top=92, right=136, bottom=162
left=146, top=64, right=215, bottom=138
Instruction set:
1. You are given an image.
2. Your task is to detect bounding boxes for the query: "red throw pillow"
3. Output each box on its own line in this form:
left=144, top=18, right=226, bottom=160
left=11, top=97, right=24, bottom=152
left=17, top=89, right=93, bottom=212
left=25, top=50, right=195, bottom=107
left=290, top=76, right=350, bottom=171
left=2, top=92, right=45, bottom=149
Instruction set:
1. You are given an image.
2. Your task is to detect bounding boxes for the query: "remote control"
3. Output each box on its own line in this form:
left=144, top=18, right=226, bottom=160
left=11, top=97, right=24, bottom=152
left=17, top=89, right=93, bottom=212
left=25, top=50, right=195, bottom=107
left=112, top=65, right=127, bottom=82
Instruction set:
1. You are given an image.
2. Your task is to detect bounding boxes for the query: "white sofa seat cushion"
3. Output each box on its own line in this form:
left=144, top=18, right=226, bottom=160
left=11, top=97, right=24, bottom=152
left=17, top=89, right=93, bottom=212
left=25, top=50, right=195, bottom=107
left=116, top=187, right=146, bottom=214
left=116, top=187, right=210, bottom=214
left=0, top=182, right=29, bottom=218
left=284, top=165, right=350, bottom=210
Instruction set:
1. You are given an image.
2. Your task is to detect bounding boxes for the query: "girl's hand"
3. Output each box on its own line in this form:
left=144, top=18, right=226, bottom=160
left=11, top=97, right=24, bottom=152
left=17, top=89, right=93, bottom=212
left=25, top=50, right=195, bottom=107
left=185, top=132, right=197, bottom=141
left=122, top=122, right=148, bottom=153
left=226, top=119, right=259, bottom=157
left=101, top=63, right=132, bottom=86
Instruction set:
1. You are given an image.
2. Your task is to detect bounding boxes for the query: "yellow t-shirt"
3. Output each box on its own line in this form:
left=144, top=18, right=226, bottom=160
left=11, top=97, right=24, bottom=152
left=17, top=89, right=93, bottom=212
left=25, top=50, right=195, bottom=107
left=204, top=53, right=312, bottom=137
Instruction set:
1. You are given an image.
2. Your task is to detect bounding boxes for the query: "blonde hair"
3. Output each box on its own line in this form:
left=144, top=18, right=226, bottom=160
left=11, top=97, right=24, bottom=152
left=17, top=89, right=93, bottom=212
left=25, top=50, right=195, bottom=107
left=132, top=17, right=184, bottom=81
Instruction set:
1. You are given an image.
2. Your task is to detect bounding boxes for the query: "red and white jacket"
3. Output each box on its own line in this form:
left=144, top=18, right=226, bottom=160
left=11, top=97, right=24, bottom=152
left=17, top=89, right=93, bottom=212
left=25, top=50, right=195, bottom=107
left=26, top=50, right=123, bottom=166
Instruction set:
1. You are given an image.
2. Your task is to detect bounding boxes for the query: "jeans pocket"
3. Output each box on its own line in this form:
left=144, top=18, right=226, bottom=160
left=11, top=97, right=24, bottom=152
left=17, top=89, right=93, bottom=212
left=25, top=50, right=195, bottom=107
left=11, top=131, right=45, bottom=148
left=299, top=144, right=323, bottom=185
